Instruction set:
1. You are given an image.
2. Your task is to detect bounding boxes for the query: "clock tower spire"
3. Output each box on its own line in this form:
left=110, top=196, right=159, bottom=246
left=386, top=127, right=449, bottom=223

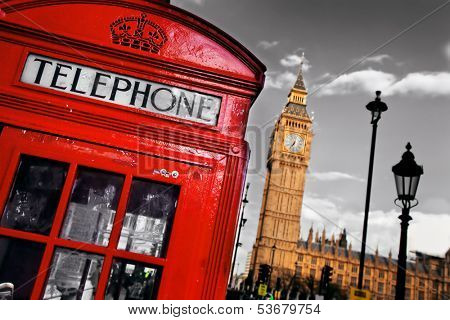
left=287, top=53, right=308, bottom=107
left=251, top=55, right=313, bottom=287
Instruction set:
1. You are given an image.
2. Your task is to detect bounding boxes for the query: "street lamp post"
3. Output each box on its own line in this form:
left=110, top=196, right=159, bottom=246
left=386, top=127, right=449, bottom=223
left=358, top=91, right=388, bottom=289
left=229, top=183, right=249, bottom=288
left=392, top=143, right=423, bottom=300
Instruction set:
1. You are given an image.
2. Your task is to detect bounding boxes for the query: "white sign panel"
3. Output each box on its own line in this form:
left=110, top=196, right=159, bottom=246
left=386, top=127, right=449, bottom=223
left=20, top=54, right=221, bottom=126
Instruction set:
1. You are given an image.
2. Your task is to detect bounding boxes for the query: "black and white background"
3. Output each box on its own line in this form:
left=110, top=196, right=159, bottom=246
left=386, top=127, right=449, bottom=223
left=174, top=0, right=450, bottom=275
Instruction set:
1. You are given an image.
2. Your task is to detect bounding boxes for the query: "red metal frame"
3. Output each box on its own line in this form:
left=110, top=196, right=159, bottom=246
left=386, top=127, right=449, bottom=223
left=0, top=0, right=265, bottom=299
left=0, top=128, right=216, bottom=299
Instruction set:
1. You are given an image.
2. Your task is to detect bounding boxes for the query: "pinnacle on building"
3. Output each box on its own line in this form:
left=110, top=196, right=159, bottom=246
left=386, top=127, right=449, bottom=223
left=249, top=57, right=450, bottom=299
left=250, top=54, right=313, bottom=286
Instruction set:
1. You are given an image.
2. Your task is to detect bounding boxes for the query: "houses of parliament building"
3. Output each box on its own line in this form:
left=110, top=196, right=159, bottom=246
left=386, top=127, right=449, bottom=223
left=249, top=60, right=450, bottom=300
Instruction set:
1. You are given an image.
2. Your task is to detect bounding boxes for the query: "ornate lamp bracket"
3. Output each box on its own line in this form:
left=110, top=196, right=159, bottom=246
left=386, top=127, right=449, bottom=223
left=394, top=198, right=419, bottom=210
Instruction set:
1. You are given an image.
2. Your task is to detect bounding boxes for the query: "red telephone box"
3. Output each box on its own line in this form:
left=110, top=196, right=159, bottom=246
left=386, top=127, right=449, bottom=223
left=0, top=0, right=265, bottom=299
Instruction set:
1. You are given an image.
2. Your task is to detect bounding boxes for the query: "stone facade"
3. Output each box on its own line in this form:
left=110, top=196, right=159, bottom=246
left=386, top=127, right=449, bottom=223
left=250, top=59, right=312, bottom=286
left=249, top=57, right=450, bottom=300
left=297, top=228, right=450, bottom=300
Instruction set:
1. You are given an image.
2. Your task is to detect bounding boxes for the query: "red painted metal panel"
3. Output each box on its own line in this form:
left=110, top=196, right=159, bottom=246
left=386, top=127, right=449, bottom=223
left=1, top=0, right=262, bottom=81
left=0, top=0, right=265, bottom=299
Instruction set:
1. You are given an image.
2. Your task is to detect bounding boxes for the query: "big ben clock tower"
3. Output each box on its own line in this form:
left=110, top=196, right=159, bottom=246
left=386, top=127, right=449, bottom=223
left=251, top=58, right=313, bottom=286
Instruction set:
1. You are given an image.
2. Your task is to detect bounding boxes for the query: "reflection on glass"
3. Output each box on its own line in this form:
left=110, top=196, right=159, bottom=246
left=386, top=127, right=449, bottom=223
left=105, top=260, right=159, bottom=300
left=0, top=237, right=45, bottom=299
left=60, top=168, right=124, bottom=246
left=43, top=248, right=103, bottom=300
left=118, top=179, right=179, bottom=257
left=1, top=156, right=68, bottom=235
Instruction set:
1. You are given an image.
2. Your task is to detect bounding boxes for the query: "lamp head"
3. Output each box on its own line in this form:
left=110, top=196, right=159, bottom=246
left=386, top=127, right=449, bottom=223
left=366, top=91, right=388, bottom=124
left=392, top=143, right=424, bottom=201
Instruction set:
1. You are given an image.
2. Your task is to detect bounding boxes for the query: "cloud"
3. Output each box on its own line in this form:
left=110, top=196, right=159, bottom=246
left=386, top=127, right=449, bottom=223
left=389, top=72, right=450, bottom=96
left=301, top=194, right=450, bottom=258
left=362, top=54, right=392, bottom=64
left=280, top=53, right=311, bottom=71
left=316, top=69, right=450, bottom=97
left=265, top=71, right=297, bottom=89
left=317, top=69, right=395, bottom=96
left=257, top=40, right=279, bottom=50
left=309, top=171, right=364, bottom=182
left=280, top=54, right=303, bottom=67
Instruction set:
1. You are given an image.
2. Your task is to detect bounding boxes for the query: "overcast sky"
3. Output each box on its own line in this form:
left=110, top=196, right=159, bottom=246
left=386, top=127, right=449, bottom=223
left=173, top=0, right=450, bottom=274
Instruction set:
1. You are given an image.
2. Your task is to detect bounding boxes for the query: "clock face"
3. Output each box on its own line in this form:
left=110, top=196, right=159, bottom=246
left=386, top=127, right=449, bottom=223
left=284, top=133, right=304, bottom=153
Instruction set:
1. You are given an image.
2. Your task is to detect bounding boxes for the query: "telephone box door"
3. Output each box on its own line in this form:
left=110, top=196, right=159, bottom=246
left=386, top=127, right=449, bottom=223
left=0, top=126, right=216, bottom=299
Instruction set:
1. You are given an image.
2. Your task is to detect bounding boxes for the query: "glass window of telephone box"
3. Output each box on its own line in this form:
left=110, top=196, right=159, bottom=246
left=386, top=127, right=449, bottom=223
left=0, top=154, right=179, bottom=299
left=1, top=156, right=68, bottom=235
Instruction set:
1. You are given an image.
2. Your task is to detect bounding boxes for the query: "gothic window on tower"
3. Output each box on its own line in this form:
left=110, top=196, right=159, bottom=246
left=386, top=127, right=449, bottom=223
left=433, top=280, right=439, bottom=289
left=405, top=288, right=411, bottom=300
left=418, top=290, right=424, bottom=300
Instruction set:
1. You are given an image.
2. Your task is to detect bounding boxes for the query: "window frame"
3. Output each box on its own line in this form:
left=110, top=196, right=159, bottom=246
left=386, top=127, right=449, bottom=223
left=0, top=128, right=201, bottom=300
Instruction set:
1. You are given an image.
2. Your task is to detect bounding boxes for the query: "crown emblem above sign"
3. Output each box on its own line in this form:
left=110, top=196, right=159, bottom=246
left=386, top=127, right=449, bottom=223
left=110, top=13, right=167, bottom=54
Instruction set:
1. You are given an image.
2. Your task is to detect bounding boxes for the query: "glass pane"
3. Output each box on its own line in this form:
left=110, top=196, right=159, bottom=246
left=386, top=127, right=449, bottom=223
left=43, top=248, right=103, bottom=300
left=0, top=237, right=46, bottom=299
left=1, top=155, right=68, bottom=235
left=404, top=176, right=411, bottom=197
left=410, top=176, right=420, bottom=199
left=394, top=174, right=404, bottom=197
left=60, top=167, right=124, bottom=246
left=105, top=259, right=160, bottom=300
left=118, top=179, right=179, bottom=257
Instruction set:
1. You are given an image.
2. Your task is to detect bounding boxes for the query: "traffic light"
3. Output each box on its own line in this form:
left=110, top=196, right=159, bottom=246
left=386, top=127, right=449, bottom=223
left=318, top=265, right=334, bottom=297
left=324, top=265, right=333, bottom=287
left=244, top=270, right=254, bottom=291
left=319, top=264, right=334, bottom=294
left=258, top=264, right=271, bottom=283
left=275, top=277, right=282, bottom=291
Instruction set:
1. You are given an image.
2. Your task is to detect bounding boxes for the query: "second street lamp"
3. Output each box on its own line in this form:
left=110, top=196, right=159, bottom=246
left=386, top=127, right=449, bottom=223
left=229, top=182, right=250, bottom=288
left=392, top=143, right=423, bottom=300
left=358, top=91, right=388, bottom=290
